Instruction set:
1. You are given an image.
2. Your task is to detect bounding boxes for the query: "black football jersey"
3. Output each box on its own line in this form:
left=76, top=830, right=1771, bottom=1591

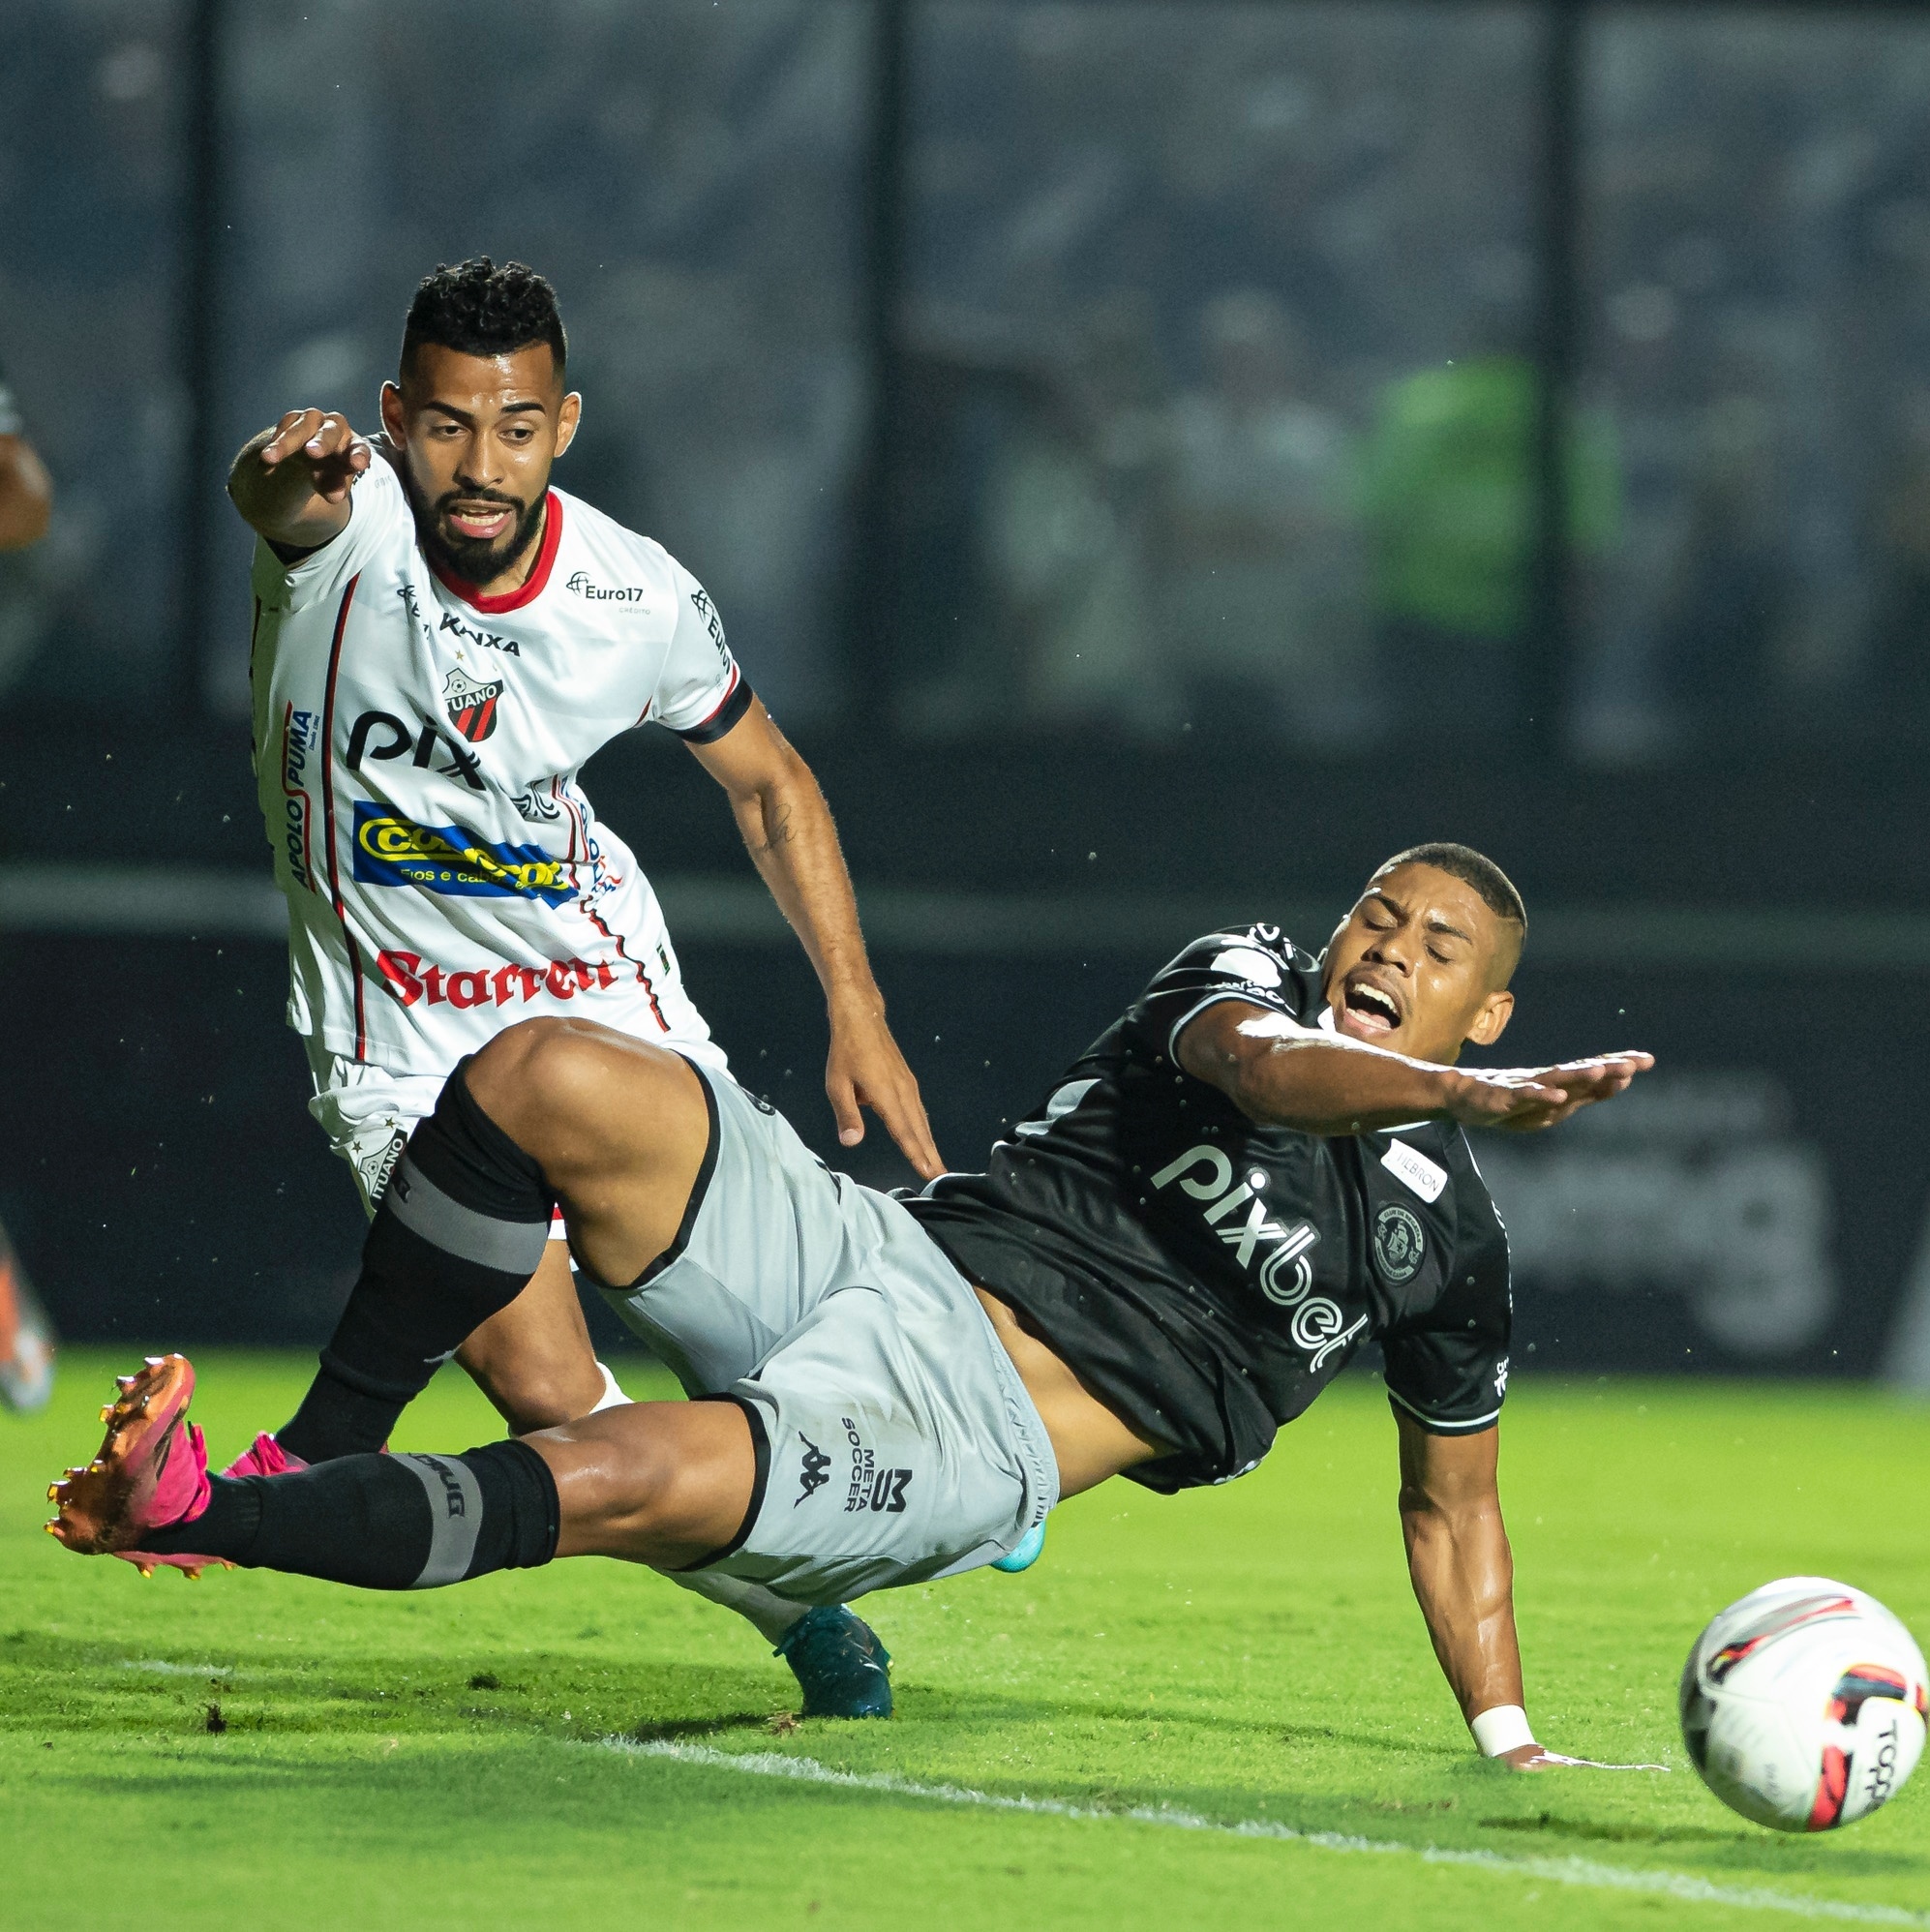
left=902, top=926, right=1512, bottom=1493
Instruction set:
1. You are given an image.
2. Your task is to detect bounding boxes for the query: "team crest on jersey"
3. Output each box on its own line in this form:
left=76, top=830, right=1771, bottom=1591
left=443, top=667, right=502, bottom=743
left=1373, top=1203, right=1426, bottom=1283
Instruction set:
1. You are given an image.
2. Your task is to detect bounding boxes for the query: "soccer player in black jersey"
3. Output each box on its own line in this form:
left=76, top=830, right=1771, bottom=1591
left=52, top=844, right=1650, bottom=1765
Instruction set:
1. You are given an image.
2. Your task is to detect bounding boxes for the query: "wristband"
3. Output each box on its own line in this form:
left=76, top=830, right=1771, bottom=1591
left=1470, top=1705, right=1535, bottom=1758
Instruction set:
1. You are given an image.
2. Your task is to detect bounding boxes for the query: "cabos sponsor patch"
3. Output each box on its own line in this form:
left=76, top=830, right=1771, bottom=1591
left=352, top=801, right=572, bottom=904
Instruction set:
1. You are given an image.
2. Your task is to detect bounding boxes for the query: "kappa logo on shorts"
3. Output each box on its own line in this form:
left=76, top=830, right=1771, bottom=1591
left=796, top=1432, right=830, bottom=1506
left=839, top=1415, right=912, bottom=1515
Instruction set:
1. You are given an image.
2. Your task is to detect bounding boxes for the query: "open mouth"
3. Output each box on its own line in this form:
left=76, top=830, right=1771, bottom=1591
left=445, top=501, right=517, bottom=542
left=1339, top=978, right=1402, bottom=1039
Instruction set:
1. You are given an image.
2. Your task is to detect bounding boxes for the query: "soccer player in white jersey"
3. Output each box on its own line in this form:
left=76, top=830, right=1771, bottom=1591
left=218, top=257, right=937, bottom=1713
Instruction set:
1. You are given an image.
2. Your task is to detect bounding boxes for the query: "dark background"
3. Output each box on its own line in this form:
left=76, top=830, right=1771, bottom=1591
left=3, top=0, right=1929, bottom=1382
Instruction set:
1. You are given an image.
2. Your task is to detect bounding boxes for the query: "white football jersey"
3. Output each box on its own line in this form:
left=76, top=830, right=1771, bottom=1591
left=249, top=453, right=745, bottom=1076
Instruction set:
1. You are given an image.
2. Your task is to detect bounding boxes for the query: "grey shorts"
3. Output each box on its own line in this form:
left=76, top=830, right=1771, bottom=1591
left=592, top=1066, right=1059, bottom=1605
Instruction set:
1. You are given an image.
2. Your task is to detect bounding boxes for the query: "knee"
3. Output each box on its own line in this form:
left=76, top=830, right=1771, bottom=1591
left=466, top=1019, right=609, bottom=1151
left=466, top=1020, right=702, bottom=1190
left=500, top=1364, right=600, bottom=1434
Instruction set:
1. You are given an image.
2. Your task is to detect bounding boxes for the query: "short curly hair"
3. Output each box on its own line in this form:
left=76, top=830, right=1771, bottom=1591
left=400, top=257, right=567, bottom=379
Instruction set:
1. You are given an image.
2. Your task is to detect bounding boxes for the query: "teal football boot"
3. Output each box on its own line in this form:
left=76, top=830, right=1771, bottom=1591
left=774, top=1605, right=893, bottom=1718
left=991, top=1518, right=1047, bottom=1573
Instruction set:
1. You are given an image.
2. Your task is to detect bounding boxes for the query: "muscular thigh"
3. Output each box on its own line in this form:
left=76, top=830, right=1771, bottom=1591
left=464, top=1017, right=712, bottom=1289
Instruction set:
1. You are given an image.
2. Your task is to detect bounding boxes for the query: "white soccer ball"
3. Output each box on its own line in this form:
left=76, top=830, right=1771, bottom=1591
left=1680, top=1576, right=1928, bottom=1832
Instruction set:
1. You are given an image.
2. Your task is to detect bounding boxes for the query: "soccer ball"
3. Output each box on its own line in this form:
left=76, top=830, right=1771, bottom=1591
left=1680, top=1577, right=1928, bottom=1831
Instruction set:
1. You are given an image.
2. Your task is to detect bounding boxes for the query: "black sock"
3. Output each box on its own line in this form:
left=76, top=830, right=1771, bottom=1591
left=279, top=1060, right=555, bottom=1464
left=138, top=1439, right=560, bottom=1589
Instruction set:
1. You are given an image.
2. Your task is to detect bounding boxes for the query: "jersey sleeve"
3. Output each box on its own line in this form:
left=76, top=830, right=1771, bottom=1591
left=648, top=559, right=754, bottom=741
left=253, top=452, right=410, bottom=616
left=1133, top=925, right=1317, bottom=1063
left=1379, top=1180, right=1511, bottom=1435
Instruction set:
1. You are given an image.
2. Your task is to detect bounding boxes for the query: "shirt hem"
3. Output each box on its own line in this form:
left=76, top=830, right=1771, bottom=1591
left=1384, top=1383, right=1503, bottom=1434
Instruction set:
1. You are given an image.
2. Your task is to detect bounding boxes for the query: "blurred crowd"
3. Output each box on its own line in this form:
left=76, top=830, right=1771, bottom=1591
left=7, top=1, right=1930, bottom=756
left=896, top=5, right=1930, bottom=754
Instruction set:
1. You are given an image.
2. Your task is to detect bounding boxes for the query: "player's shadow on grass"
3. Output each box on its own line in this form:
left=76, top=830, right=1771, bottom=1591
left=1481, top=1812, right=1756, bottom=1849
left=926, top=1689, right=1452, bottom=1760
left=624, top=1712, right=775, bottom=1743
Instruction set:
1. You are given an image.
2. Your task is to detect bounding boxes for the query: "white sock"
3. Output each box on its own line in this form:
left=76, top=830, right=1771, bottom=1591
left=667, top=1566, right=811, bottom=1646
left=589, top=1362, right=629, bottom=1412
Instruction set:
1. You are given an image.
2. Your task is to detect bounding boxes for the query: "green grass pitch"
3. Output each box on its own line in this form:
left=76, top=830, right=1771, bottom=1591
left=3, top=1351, right=1926, bottom=1931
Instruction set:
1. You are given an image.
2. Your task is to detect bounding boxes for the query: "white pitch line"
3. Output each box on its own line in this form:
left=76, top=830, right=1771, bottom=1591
left=600, top=1737, right=1928, bottom=1927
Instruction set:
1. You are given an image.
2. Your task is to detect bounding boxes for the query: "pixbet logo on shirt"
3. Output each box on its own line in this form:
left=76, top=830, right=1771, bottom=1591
left=1151, top=1142, right=1367, bottom=1371
left=352, top=802, right=573, bottom=905
left=377, top=949, right=625, bottom=1011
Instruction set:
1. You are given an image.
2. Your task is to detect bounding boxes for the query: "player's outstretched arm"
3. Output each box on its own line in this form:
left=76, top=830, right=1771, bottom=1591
left=689, top=700, right=944, bottom=1179
left=1178, top=1001, right=1652, bottom=1138
left=1397, top=1416, right=1648, bottom=1771
left=227, top=408, right=373, bottom=551
left=1396, top=1414, right=1553, bottom=1769
left=0, top=433, right=52, bottom=551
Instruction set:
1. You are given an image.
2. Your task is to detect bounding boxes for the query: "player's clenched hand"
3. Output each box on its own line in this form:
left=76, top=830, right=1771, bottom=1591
left=825, top=999, right=945, bottom=1181
left=256, top=408, right=372, bottom=503
left=1440, top=1051, right=1654, bottom=1133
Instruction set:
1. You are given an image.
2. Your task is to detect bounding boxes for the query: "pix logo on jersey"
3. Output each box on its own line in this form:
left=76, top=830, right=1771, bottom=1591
left=352, top=802, right=573, bottom=904
left=347, top=709, right=487, bottom=793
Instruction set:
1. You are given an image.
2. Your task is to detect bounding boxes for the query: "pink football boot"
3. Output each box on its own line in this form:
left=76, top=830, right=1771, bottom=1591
left=46, top=1355, right=216, bottom=1573
left=112, top=1430, right=309, bottom=1579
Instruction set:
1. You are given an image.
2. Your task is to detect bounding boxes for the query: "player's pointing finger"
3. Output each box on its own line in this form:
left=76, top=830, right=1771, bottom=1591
left=260, top=408, right=323, bottom=465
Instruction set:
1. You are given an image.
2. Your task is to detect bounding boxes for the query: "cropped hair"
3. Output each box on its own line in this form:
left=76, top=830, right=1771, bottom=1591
left=400, top=257, right=567, bottom=377
left=1378, top=842, right=1526, bottom=931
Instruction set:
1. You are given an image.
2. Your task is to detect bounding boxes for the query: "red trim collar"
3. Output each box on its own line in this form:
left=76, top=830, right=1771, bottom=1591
left=429, top=492, right=564, bottom=613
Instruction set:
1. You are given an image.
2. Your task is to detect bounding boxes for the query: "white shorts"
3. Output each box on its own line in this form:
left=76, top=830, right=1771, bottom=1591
left=591, top=1065, right=1059, bottom=1604
left=305, top=1043, right=567, bottom=1237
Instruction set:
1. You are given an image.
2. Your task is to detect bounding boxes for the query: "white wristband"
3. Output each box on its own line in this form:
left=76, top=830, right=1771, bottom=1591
left=1470, top=1705, right=1535, bottom=1758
